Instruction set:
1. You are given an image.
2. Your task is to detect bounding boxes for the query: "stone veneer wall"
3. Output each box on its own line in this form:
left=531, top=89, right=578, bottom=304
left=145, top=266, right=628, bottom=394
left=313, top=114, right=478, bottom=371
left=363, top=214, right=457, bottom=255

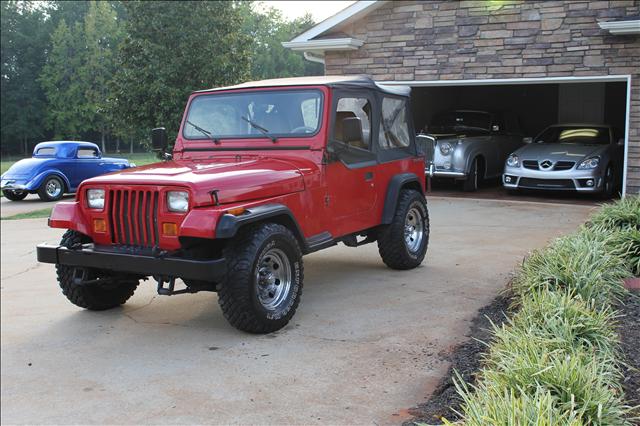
left=323, top=0, right=640, bottom=194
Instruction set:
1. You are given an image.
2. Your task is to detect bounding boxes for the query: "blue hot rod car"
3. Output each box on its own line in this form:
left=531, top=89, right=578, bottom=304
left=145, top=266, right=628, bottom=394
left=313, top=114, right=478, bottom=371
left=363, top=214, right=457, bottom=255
left=1, top=141, right=134, bottom=201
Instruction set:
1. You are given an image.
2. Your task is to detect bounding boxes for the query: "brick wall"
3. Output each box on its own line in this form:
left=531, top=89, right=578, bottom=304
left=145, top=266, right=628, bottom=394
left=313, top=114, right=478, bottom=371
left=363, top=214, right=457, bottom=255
left=323, top=0, right=640, bottom=194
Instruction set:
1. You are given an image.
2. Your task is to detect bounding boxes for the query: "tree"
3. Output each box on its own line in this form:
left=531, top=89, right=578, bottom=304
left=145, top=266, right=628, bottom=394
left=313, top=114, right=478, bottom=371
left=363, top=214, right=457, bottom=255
left=244, top=5, right=323, bottom=80
left=109, top=1, right=252, bottom=142
left=82, top=1, right=123, bottom=151
left=39, top=19, right=89, bottom=139
left=1, top=1, right=50, bottom=155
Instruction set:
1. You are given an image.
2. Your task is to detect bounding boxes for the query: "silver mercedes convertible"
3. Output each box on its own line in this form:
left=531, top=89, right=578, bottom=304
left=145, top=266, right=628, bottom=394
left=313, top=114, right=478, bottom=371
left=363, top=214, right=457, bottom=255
left=503, top=124, right=624, bottom=197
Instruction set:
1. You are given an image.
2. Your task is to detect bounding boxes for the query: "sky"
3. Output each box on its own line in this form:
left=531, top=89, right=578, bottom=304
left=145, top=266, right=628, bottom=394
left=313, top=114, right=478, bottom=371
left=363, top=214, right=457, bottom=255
left=258, top=1, right=356, bottom=22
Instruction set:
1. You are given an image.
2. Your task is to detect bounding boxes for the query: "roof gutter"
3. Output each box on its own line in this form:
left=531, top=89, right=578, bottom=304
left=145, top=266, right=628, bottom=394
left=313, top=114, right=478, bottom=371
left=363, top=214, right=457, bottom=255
left=598, top=19, right=640, bottom=35
left=303, top=51, right=325, bottom=65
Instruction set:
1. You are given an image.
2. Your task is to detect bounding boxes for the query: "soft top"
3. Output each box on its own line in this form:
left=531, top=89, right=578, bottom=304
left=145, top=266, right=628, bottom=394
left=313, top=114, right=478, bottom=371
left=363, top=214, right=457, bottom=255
left=195, top=75, right=411, bottom=97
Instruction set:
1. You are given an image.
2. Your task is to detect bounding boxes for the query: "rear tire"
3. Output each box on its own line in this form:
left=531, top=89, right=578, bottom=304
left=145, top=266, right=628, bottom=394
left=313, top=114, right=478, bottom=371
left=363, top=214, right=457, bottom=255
left=378, top=189, right=429, bottom=270
left=2, top=189, right=28, bottom=201
left=462, top=158, right=479, bottom=192
left=599, top=165, right=615, bottom=199
left=218, top=223, right=303, bottom=333
left=38, top=176, right=65, bottom=201
left=56, top=230, right=139, bottom=310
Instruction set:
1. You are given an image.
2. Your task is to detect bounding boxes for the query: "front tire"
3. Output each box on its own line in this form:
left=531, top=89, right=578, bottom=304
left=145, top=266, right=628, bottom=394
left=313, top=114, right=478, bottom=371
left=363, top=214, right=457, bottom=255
left=600, top=165, right=615, bottom=199
left=378, top=189, right=429, bottom=270
left=462, top=158, right=479, bottom=192
left=38, top=176, right=65, bottom=201
left=218, top=223, right=303, bottom=333
left=56, top=230, right=139, bottom=310
left=2, top=189, right=28, bottom=201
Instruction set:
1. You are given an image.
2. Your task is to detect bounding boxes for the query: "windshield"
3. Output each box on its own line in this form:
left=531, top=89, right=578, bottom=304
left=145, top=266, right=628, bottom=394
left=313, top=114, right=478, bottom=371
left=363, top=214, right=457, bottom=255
left=535, top=126, right=610, bottom=145
left=428, top=111, right=490, bottom=134
left=183, top=89, right=323, bottom=140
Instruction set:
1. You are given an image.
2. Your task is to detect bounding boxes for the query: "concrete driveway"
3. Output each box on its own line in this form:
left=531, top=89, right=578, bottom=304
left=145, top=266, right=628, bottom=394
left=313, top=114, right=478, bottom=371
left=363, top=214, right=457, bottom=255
left=1, top=197, right=593, bottom=425
left=0, top=193, right=74, bottom=218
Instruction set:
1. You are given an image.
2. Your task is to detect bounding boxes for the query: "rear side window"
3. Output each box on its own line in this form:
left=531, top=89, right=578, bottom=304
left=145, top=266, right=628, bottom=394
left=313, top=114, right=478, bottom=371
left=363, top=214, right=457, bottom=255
left=379, top=97, right=410, bottom=149
left=35, top=147, right=56, bottom=156
left=77, top=148, right=99, bottom=158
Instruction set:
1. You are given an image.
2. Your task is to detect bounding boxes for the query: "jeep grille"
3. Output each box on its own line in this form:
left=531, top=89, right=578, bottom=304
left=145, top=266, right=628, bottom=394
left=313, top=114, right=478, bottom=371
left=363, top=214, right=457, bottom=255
left=109, top=189, right=160, bottom=247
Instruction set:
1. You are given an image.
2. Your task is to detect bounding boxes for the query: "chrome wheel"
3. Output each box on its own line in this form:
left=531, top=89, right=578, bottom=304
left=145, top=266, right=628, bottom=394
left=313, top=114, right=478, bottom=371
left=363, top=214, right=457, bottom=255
left=404, top=206, right=424, bottom=253
left=256, top=247, right=292, bottom=311
left=45, top=178, right=62, bottom=198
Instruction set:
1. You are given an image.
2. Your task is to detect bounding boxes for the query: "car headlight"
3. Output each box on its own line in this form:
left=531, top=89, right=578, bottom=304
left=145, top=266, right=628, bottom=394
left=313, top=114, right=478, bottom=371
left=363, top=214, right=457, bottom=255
left=506, top=154, right=520, bottom=167
left=87, top=189, right=105, bottom=209
left=167, top=191, right=189, bottom=212
left=577, top=157, right=600, bottom=170
left=439, top=142, right=453, bottom=155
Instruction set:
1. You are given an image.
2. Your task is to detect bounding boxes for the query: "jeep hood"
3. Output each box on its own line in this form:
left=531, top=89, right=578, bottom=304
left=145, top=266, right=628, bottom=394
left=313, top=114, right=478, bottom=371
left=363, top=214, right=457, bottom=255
left=513, top=143, right=606, bottom=161
left=84, top=157, right=307, bottom=207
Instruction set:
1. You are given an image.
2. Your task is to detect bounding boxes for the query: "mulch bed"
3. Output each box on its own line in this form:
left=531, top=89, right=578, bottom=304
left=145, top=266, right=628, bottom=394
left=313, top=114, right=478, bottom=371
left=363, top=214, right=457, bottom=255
left=619, top=290, right=640, bottom=412
left=404, top=293, right=513, bottom=425
left=404, top=289, right=640, bottom=425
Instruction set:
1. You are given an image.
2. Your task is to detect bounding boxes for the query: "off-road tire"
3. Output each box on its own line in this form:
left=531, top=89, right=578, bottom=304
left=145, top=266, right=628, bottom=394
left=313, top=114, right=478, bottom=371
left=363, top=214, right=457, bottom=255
left=56, top=230, right=139, bottom=310
left=38, top=176, right=65, bottom=201
left=378, top=189, right=429, bottom=270
left=2, top=189, right=28, bottom=201
left=218, top=223, right=303, bottom=333
left=462, top=157, right=479, bottom=192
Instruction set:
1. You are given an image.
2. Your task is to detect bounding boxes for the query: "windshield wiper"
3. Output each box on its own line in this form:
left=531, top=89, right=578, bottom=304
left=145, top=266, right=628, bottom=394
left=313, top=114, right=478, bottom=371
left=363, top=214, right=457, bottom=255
left=241, top=116, right=277, bottom=143
left=186, top=120, right=219, bottom=144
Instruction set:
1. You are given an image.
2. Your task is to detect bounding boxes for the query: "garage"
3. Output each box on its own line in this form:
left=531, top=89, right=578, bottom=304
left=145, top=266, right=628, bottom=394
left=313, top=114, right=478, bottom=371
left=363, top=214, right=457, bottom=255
left=283, top=0, right=640, bottom=197
left=399, top=76, right=631, bottom=199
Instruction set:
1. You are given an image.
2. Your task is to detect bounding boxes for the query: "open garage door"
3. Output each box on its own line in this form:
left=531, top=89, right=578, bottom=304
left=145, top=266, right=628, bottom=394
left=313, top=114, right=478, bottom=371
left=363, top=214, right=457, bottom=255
left=385, top=76, right=631, bottom=201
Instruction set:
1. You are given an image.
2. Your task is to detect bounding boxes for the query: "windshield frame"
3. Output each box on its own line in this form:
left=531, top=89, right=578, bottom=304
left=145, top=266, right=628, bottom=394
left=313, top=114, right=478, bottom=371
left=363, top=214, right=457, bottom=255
left=429, top=110, right=491, bottom=134
left=181, top=88, right=325, bottom=142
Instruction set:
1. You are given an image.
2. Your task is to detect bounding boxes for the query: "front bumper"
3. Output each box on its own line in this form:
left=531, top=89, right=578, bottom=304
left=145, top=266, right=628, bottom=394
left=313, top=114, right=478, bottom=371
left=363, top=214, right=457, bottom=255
left=432, top=169, right=466, bottom=178
left=37, top=243, right=226, bottom=282
left=502, top=166, right=603, bottom=192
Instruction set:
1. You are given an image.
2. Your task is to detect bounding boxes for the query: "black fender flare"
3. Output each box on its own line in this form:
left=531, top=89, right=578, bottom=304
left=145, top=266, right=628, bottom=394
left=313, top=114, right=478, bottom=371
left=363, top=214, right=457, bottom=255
left=381, top=173, right=424, bottom=224
left=216, top=203, right=305, bottom=245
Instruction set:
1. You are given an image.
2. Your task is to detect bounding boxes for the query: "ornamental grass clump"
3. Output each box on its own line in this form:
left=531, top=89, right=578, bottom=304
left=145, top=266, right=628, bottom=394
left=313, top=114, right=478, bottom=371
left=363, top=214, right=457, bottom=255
left=589, top=196, right=640, bottom=231
left=513, top=227, right=630, bottom=307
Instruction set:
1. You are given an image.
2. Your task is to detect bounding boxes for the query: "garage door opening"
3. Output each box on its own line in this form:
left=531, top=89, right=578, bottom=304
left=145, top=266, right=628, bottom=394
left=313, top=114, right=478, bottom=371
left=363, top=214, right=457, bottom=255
left=389, top=76, right=630, bottom=202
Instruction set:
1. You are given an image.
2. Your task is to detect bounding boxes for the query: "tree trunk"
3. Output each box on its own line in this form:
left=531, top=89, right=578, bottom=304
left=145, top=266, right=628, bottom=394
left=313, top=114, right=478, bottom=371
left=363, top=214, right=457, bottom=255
left=23, top=136, right=28, bottom=156
left=116, top=137, right=120, bottom=153
left=101, top=130, right=106, bottom=153
left=130, top=136, right=134, bottom=154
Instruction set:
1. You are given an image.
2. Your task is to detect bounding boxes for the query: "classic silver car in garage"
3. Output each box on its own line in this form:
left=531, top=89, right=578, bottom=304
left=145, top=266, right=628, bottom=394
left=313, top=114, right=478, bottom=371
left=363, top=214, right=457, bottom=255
left=425, top=110, right=525, bottom=191
left=502, top=124, right=624, bottom=197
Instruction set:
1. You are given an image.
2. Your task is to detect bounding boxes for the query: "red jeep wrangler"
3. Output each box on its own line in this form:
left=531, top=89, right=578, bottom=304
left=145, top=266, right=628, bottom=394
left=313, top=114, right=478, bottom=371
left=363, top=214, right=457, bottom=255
left=37, top=76, right=429, bottom=333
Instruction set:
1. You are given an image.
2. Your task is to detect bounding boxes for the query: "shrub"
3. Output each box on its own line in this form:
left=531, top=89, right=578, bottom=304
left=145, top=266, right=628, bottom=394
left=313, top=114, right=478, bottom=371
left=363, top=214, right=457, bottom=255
left=513, top=228, right=630, bottom=307
left=589, top=196, right=640, bottom=231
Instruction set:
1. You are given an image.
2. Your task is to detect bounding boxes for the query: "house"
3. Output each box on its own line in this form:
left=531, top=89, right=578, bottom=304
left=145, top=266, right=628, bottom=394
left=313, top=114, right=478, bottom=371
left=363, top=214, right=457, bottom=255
left=284, top=0, right=640, bottom=195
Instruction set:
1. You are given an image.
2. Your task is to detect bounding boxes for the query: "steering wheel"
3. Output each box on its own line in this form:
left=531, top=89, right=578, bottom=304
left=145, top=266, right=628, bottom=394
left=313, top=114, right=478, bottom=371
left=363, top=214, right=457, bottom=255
left=291, top=126, right=315, bottom=134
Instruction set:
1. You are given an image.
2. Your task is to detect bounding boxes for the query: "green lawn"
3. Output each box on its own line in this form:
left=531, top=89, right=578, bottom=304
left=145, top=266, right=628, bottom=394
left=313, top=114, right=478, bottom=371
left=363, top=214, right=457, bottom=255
left=0, top=208, right=53, bottom=220
left=1, top=152, right=159, bottom=175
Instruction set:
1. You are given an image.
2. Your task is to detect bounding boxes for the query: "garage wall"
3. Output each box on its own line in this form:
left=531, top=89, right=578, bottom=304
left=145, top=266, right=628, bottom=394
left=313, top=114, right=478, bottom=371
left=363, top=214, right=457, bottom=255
left=322, top=0, right=640, bottom=194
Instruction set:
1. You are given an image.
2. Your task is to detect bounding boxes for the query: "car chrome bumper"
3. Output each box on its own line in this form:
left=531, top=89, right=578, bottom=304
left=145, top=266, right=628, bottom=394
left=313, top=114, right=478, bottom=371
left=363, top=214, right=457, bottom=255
left=36, top=243, right=227, bottom=282
left=432, top=170, right=467, bottom=178
left=502, top=167, right=603, bottom=192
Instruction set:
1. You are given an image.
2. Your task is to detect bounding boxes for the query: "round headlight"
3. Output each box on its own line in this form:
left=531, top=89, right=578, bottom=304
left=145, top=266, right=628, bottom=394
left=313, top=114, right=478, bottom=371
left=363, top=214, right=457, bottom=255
left=167, top=191, right=189, bottom=213
left=506, top=154, right=519, bottom=167
left=439, top=142, right=453, bottom=155
left=87, top=189, right=105, bottom=209
left=577, top=157, right=599, bottom=170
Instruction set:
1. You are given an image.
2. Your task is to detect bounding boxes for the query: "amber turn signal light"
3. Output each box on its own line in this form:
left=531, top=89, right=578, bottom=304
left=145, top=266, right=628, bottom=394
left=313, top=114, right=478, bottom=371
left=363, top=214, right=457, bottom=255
left=93, top=218, right=107, bottom=233
left=227, top=207, right=246, bottom=216
left=162, top=222, right=178, bottom=236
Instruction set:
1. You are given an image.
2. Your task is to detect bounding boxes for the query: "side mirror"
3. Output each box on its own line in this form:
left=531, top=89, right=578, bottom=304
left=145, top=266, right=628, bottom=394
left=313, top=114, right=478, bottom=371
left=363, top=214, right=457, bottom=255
left=617, top=137, right=625, bottom=146
left=523, top=137, right=533, bottom=144
left=151, top=127, right=168, bottom=152
left=342, top=117, right=363, bottom=144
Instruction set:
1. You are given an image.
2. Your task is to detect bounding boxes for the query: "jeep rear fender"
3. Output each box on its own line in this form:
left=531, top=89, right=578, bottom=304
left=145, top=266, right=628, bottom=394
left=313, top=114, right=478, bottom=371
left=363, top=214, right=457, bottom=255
left=215, top=203, right=306, bottom=248
left=381, top=173, right=424, bottom=224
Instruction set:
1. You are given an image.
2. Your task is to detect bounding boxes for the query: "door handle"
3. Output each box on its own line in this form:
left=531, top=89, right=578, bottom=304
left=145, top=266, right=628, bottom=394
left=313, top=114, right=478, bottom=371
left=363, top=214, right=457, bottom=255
left=364, top=172, right=374, bottom=181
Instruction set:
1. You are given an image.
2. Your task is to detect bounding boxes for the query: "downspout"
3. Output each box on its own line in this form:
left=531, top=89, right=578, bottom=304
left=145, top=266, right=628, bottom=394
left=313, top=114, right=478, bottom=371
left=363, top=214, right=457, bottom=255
left=303, top=51, right=325, bottom=65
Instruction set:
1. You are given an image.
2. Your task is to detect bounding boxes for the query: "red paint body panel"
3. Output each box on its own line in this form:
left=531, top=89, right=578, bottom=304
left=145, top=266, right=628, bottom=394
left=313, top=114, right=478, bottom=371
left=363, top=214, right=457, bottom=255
left=48, top=82, right=425, bottom=252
